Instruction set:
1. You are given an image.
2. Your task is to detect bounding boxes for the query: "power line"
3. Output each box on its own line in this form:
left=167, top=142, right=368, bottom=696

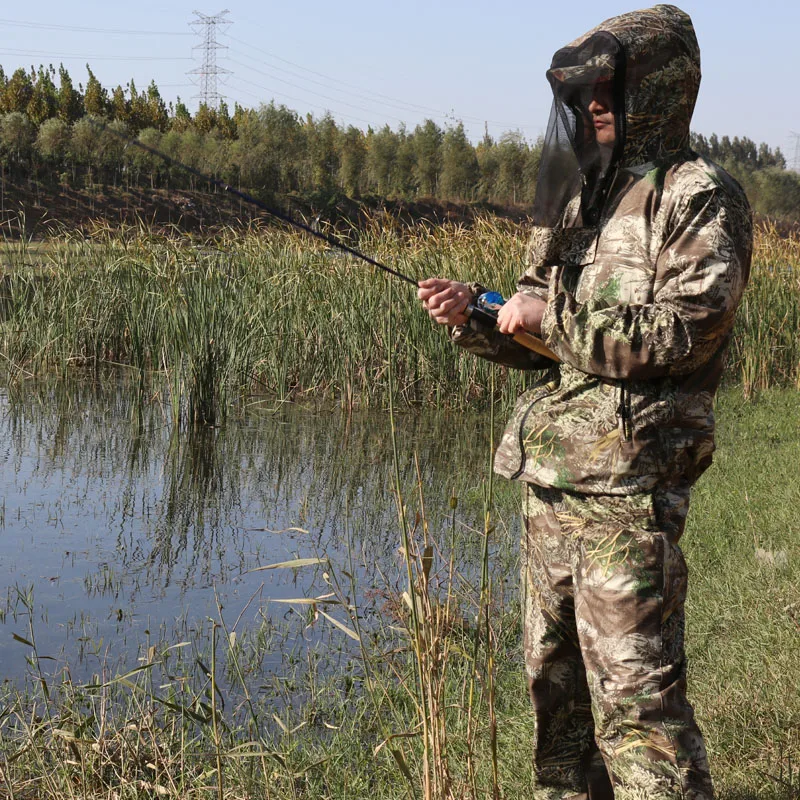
left=0, top=48, right=190, bottom=61
left=225, top=33, right=450, bottom=119
left=224, top=31, right=538, bottom=133
left=0, top=17, right=192, bottom=35
left=227, top=57, right=407, bottom=124
left=189, top=10, right=231, bottom=110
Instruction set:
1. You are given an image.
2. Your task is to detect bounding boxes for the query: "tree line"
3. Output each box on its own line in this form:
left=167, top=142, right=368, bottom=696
left=690, top=133, right=799, bottom=221
left=1, top=62, right=798, bottom=220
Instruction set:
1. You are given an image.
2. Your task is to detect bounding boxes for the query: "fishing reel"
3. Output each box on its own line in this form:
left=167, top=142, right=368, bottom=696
left=464, top=291, right=506, bottom=328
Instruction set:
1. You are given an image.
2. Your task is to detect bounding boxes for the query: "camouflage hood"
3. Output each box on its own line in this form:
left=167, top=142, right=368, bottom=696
left=555, top=3, right=701, bottom=167
left=533, top=5, right=701, bottom=229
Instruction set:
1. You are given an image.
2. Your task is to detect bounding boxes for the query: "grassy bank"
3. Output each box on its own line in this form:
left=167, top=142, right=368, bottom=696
left=1, top=387, right=798, bottom=799
left=1, top=220, right=799, bottom=423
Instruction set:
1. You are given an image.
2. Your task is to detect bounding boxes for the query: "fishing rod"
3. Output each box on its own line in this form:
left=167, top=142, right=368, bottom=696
left=94, top=120, right=557, bottom=361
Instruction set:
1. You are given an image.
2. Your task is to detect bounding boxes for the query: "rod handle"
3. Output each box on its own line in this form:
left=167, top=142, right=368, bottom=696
left=512, top=330, right=560, bottom=362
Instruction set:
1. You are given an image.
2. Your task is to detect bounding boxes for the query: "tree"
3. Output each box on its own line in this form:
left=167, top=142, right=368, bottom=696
left=495, top=131, right=528, bottom=204
left=96, top=119, right=128, bottom=185
left=440, top=122, right=479, bottom=201
left=215, top=100, right=236, bottom=139
left=57, top=65, right=83, bottom=124
left=338, top=125, right=367, bottom=196
left=143, top=80, right=168, bottom=132
left=0, top=112, right=36, bottom=175
left=111, top=85, right=129, bottom=125
left=393, top=125, right=417, bottom=198
left=3, top=69, right=34, bottom=114
left=70, top=116, right=100, bottom=182
left=305, top=113, right=340, bottom=195
left=365, top=125, right=397, bottom=196
left=475, top=130, right=499, bottom=202
left=84, top=66, right=109, bottom=117
left=170, top=99, right=192, bottom=132
left=413, top=119, right=443, bottom=197
left=522, top=140, right=543, bottom=204
left=193, top=103, right=217, bottom=134
left=27, top=66, right=58, bottom=125
left=35, top=117, right=71, bottom=167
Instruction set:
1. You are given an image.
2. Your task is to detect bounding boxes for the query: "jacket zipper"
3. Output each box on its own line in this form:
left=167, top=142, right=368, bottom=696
left=617, top=380, right=632, bottom=442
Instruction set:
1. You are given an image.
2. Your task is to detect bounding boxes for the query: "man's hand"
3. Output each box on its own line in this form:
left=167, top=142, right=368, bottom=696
left=496, top=292, right=547, bottom=335
left=418, top=278, right=472, bottom=326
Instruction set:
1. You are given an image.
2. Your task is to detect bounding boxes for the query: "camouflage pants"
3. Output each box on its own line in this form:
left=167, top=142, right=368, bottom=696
left=521, top=483, right=714, bottom=800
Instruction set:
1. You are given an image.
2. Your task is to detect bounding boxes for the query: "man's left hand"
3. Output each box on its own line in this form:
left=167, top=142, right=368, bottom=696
left=496, top=293, right=547, bottom=335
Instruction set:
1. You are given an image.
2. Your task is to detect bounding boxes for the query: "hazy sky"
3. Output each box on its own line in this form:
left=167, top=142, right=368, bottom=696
left=2, top=1, right=798, bottom=164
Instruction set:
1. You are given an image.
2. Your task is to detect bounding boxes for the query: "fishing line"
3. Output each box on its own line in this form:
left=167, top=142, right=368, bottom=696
left=91, top=119, right=420, bottom=287
left=89, top=120, right=558, bottom=360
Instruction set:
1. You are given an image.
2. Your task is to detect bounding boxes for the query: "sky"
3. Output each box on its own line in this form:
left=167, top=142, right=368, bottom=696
left=2, top=1, right=798, bottom=165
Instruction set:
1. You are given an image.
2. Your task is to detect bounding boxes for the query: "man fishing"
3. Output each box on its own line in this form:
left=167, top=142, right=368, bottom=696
left=418, top=5, right=752, bottom=799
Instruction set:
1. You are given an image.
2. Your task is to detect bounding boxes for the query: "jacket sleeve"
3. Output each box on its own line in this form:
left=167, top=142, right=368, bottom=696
left=540, top=187, right=752, bottom=380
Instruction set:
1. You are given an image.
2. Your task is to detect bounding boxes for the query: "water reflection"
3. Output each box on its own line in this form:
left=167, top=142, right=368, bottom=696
left=0, top=381, right=519, bottom=687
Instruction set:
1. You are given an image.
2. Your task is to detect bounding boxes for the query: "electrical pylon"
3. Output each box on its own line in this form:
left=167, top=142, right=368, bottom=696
left=189, top=10, right=231, bottom=109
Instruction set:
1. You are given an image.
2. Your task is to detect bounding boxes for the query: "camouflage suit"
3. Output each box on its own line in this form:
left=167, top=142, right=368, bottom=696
left=452, top=5, right=752, bottom=798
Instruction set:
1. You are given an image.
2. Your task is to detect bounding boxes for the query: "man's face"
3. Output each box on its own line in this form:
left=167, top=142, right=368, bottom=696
left=587, top=80, right=616, bottom=146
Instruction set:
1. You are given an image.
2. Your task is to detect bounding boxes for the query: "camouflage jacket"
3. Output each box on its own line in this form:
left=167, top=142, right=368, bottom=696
left=452, top=5, right=753, bottom=495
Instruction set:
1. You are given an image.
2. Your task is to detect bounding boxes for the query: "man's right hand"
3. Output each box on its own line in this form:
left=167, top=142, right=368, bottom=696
left=417, top=278, right=472, bottom=327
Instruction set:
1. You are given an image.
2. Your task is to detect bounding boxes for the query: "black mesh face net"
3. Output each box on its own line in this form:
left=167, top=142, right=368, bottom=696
left=532, top=31, right=626, bottom=229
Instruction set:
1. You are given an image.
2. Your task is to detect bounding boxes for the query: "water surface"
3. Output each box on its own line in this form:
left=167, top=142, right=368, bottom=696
left=0, top=382, right=519, bottom=691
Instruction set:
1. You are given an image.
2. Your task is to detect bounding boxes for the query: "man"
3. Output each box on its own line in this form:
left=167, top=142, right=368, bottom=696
left=419, top=5, right=752, bottom=799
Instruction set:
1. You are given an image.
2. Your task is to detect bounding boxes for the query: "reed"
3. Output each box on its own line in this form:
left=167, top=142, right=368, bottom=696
left=1, top=217, right=799, bottom=421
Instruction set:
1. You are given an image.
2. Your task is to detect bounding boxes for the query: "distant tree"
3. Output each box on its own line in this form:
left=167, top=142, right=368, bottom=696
left=193, top=103, right=217, bottom=134
left=413, top=119, right=443, bottom=197
left=70, top=116, right=101, bottom=183
left=126, top=80, right=150, bottom=133
left=170, top=99, right=193, bottom=132
left=84, top=66, right=109, bottom=117
left=57, top=65, right=83, bottom=124
left=365, top=125, right=397, bottom=196
left=35, top=117, right=71, bottom=172
left=495, top=131, right=528, bottom=204
left=128, top=127, right=164, bottom=188
left=3, top=69, right=34, bottom=115
left=27, top=66, right=58, bottom=125
left=202, top=129, right=232, bottom=183
left=338, top=125, right=367, bottom=196
left=110, top=85, right=129, bottom=126
left=306, top=113, right=340, bottom=194
left=96, top=119, right=128, bottom=185
left=231, top=115, right=275, bottom=195
left=522, top=139, right=543, bottom=204
left=440, top=122, right=479, bottom=201
left=752, top=167, right=800, bottom=221
left=263, top=102, right=305, bottom=195
left=475, top=130, right=499, bottom=201
left=179, top=129, right=205, bottom=188
left=0, top=112, right=36, bottom=175
left=393, top=124, right=417, bottom=198
left=215, top=100, right=236, bottom=139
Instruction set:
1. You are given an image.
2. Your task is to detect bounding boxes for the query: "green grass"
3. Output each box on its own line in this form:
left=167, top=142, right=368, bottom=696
left=0, top=388, right=798, bottom=799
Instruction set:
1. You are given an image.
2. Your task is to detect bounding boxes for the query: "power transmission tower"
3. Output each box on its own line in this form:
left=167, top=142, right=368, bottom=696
left=791, top=131, right=800, bottom=172
left=189, top=10, right=232, bottom=110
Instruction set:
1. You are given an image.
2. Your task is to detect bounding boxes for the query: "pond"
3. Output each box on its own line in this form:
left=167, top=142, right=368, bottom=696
left=0, top=381, right=521, bottom=695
